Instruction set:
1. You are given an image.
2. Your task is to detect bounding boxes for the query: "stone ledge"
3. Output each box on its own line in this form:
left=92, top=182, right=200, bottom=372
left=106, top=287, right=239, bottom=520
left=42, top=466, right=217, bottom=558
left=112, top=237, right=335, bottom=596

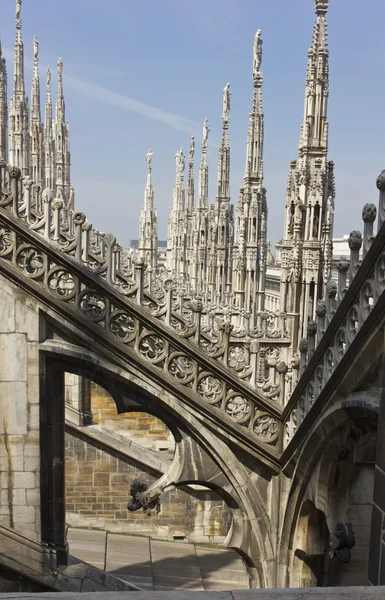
left=0, top=588, right=383, bottom=599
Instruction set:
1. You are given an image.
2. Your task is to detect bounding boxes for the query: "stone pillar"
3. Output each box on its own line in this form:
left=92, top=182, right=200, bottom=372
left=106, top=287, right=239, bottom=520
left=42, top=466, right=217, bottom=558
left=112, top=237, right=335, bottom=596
left=368, top=332, right=385, bottom=585
left=40, top=355, right=68, bottom=567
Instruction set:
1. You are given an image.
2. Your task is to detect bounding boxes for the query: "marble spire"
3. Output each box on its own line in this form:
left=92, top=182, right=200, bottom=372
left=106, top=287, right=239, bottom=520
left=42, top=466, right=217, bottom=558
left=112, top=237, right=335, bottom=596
left=245, top=29, right=264, bottom=186
left=198, top=118, right=209, bottom=211
left=44, top=66, right=54, bottom=190
left=139, top=150, right=158, bottom=271
left=187, top=136, right=195, bottom=215
left=0, top=39, right=8, bottom=160
left=30, top=36, right=43, bottom=186
left=216, top=84, right=231, bottom=203
left=54, top=58, right=71, bottom=202
left=232, top=29, right=267, bottom=315
left=279, top=0, right=334, bottom=347
left=9, top=0, right=30, bottom=174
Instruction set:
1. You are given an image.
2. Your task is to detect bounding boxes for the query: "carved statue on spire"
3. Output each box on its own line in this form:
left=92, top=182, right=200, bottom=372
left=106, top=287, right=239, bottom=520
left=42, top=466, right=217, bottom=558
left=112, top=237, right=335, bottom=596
left=202, top=118, right=210, bottom=148
left=190, top=136, right=195, bottom=159
left=58, top=58, right=63, bottom=78
left=222, top=83, right=231, bottom=120
left=175, top=148, right=185, bottom=178
left=253, top=29, right=262, bottom=73
left=46, top=66, right=51, bottom=88
left=33, top=36, right=39, bottom=60
left=16, top=0, right=22, bottom=20
left=146, top=149, right=153, bottom=171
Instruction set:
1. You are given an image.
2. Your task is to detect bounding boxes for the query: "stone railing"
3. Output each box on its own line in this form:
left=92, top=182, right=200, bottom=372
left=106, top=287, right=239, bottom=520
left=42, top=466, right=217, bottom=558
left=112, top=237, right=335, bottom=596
left=0, top=163, right=282, bottom=457
left=0, top=162, right=292, bottom=400
left=283, top=169, right=385, bottom=449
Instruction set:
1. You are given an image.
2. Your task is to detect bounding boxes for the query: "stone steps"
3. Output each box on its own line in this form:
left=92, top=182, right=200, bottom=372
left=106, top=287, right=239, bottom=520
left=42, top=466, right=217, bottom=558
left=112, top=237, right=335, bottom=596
left=67, top=527, right=249, bottom=592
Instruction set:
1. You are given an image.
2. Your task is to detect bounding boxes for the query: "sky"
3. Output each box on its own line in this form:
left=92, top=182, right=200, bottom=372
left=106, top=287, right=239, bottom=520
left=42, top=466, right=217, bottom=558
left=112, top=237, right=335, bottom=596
left=1, top=0, right=385, bottom=248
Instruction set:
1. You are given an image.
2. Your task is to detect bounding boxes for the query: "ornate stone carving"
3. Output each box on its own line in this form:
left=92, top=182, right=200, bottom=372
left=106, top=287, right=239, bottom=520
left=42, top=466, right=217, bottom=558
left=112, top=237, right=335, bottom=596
left=307, top=320, right=317, bottom=337
left=326, top=279, right=337, bottom=298
left=299, top=338, right=308, bottom=353
left=362, top=203, right=377, bottom=223
left=348, top=230, right=362, bottom=252
left=0, top=226, right=13, bottom=255
left=316, top=300, right=327, bottom=317
left=376, top=170, right=385, bottom=191
left=337, top=258, right=349, bottom=273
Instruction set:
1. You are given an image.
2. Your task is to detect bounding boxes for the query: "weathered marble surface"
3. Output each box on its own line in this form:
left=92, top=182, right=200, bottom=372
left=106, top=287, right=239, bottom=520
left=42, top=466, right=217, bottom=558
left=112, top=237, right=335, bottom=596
left=0, top=586, right=383, bottom=598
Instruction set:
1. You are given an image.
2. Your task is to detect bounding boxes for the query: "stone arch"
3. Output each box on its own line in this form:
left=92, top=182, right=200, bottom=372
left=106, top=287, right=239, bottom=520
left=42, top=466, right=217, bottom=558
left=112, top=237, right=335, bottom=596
left=40, top=340, right=276, bottom=588
left=278, top=393, right=379, bottom=588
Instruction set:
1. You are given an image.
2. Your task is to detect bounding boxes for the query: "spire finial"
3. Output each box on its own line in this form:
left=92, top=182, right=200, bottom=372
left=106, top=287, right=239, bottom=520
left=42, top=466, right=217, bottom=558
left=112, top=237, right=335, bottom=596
left=315, top=0, right=328, bottom=15
left=16, top=0, right=22, bottom=29
left=222, top=83, right=231, bottom=121
left=253, top=29, right=262, bottom=75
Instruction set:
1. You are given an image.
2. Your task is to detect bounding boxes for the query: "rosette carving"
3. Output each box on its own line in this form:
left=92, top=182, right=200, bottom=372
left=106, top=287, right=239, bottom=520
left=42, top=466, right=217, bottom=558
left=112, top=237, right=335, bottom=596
left=48, top=268, right=76, bottom=299
left=109, top=311, right=136, bottom=343
left=79, top=291, right=106, bottom=321
left=16, top=246, right=45, bottom=278
left=139, top=334, right=166, bottom=362
left=252, top=413, right=279, bottom=444
left=225, top=395, right=252, bottom=424
left=168, top=353, right=195, bottom=383
left=197, top=374, right=224, bottom=404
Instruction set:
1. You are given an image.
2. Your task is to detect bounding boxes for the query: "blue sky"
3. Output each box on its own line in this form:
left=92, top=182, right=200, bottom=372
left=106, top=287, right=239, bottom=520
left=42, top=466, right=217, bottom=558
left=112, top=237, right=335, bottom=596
left=2, top=0, right=385, bottom=247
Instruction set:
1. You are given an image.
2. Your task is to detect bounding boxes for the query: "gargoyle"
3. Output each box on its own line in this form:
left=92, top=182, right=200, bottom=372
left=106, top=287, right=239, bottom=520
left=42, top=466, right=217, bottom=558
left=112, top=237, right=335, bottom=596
left=127, top=478, right=161, bottom=516
left=329, top=522, right=355, bottom=563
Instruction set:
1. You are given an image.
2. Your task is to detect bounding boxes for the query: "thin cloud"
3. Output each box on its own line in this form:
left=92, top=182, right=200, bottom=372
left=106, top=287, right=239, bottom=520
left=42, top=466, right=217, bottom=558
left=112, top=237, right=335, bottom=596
left=2, top=47, right=198, bottom=135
